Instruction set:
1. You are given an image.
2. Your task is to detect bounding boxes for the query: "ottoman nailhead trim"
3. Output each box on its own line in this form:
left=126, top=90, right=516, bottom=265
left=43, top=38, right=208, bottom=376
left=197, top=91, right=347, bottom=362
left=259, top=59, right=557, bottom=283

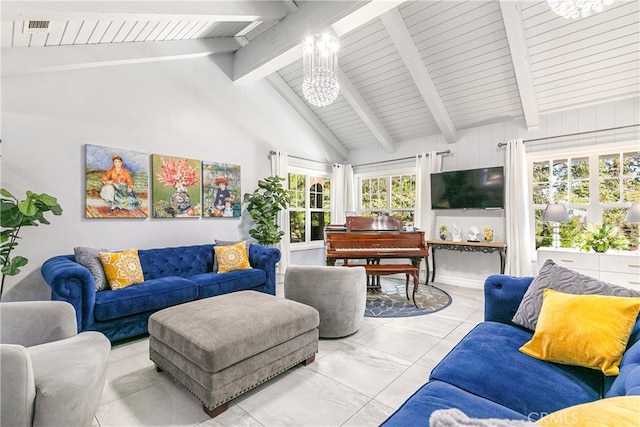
left=156, top=352, right=317, bottom=411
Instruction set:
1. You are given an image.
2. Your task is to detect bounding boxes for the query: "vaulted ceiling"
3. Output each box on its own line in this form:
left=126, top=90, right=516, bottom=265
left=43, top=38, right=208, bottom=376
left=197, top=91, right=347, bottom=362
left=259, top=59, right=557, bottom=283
left=3, top=1, right=639, bottom=160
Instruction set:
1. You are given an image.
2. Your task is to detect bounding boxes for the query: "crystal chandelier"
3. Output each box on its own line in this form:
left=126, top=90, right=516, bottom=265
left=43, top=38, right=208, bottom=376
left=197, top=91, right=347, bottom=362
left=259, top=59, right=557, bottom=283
left=546, top=0, right=614, bottom=19
left=301, top=34, right=340, bottom=108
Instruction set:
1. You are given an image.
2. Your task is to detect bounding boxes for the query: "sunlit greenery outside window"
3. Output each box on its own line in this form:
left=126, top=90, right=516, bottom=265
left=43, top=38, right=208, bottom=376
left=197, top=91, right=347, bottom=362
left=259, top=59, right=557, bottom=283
left=531, top=146, right=639, bottom=250
left=288, top=171, right=331, bottom=245
left=359, top=172, right=416, bottom=225
left=600, top=152, right=640, bottom=248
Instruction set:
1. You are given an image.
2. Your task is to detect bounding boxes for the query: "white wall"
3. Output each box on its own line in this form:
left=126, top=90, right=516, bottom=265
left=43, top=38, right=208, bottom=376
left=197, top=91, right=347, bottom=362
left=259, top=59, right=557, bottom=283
left=0, top=54, right=335, bottom=301
left=2, top=52, right=638, bottom=297
left=348, top=97, right=640, bottom=288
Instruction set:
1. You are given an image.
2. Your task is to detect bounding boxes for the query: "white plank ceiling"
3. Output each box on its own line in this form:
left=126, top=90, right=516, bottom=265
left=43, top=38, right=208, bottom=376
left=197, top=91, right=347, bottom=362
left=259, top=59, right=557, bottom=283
left=2, top=0, right=639, bottom=160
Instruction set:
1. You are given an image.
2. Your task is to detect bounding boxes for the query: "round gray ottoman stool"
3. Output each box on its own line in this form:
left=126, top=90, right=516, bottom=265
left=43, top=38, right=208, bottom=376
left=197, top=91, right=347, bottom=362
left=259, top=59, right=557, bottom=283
left=284, top=265, right=367, bottom=338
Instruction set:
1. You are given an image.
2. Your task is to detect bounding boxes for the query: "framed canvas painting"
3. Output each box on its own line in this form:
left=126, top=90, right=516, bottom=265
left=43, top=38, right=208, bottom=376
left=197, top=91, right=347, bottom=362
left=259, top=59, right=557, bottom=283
left=151, top=154, right=201, bottom=218
left=85, top=144, right=149, bottom=218
left=202, top=161, right=241, bottom=218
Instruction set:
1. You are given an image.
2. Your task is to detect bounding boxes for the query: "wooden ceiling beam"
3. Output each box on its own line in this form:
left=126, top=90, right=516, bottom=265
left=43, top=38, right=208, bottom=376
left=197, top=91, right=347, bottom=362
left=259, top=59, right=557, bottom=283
left=0, top=1, right=290, bottom=22
left=1, top=38, right=241, bottom=76
left=232, top=1, right=409, bottom=85
left=338, top=68, right=396, bottom=153
left=499, top=1, right=540, bottom=129
left=381, top=8, right=457, bottom=143
left=232, top=1, right=364, bottom=84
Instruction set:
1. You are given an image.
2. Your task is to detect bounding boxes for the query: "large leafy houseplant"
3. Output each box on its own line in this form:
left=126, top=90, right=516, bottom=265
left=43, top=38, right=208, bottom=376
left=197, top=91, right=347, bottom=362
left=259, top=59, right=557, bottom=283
left=243, top=176, right=291, bottom=246
left=0, top=189, right=63, bottom=297
left=576, top=222, right=629, bottom=253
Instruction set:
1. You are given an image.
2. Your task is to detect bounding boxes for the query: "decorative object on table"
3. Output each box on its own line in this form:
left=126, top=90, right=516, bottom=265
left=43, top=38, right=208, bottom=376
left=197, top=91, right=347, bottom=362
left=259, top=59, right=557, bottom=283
left=484, top=227, right=494, bottom=242
left=152, top=155, right=201, bottom=218
left=439, top=225, right=448, bottom=240
left=243, top=176, right=291, bottom=246
left=85, top=144, right=148, bottom=218
left=0, top=188, right=62, bottom=297
left=451, top=223, right=462, bottom=242
left=575, top=222, right=629, bottom=253
left=202, top=162, right=241, bottom=218
left=301, top=33, right=340, bottom=107
left=542, top=203, right=570, bottom=248
left=365, top=277, right=452, bottom=318
left=467, top=225, right=480, bottom=242
left=546, top=0, right=615, bottom=20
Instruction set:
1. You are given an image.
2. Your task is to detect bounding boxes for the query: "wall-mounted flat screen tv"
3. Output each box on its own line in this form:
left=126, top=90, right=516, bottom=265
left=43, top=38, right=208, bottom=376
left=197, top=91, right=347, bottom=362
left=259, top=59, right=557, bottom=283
left=431, top=166, right=505, bottom=210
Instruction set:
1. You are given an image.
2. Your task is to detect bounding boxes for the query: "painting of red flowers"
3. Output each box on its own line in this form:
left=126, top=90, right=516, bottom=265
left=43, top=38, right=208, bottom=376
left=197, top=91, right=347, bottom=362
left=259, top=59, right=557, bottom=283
left=151, top=155, right=201, bottom=218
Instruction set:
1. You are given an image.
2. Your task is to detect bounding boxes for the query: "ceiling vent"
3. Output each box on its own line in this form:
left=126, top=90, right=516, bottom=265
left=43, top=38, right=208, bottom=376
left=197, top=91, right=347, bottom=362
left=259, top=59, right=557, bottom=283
left=23, top=21, right=51, bottom=34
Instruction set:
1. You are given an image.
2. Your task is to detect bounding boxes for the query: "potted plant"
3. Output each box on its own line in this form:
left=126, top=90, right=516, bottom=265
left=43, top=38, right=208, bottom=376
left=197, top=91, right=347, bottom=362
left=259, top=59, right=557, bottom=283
left=0, top=189, right=63, bottom=297
left=576, top=222, right=629, bottom=253
left=243, top=176, right=291, bottom=246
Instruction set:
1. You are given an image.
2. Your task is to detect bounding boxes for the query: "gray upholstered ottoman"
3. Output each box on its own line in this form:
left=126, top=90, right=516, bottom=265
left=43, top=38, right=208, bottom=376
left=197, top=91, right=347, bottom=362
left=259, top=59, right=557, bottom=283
left=148, top=290, right=319, bottom=417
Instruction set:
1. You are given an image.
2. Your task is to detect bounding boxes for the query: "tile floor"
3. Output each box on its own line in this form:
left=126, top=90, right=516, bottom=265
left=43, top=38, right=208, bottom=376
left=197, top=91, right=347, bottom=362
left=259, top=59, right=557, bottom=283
left=93, top=281, right=484, bottom=427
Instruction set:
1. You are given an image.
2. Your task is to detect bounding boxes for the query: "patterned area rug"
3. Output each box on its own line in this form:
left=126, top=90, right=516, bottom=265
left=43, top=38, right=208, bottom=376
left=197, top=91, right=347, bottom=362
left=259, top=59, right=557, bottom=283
left=365, top=278, right=452, bottom=318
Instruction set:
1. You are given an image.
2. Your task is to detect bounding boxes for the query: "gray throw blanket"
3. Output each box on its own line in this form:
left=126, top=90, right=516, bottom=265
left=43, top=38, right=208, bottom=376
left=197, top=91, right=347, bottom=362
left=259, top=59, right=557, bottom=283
left=429, top=409, right=537, bottom=427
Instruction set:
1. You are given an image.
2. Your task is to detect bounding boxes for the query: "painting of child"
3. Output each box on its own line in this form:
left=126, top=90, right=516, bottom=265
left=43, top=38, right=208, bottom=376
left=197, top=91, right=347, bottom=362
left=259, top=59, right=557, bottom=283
left=202, top=162, right=241, bottom=218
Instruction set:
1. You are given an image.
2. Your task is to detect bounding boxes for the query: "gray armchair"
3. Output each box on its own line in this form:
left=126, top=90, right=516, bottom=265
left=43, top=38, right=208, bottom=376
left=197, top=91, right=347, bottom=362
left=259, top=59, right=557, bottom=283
left=1, top=301, right=111, bottom=427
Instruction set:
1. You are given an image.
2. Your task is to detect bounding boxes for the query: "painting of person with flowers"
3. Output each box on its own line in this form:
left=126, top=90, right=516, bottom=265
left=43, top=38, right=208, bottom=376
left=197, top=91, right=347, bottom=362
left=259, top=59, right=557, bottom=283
left=151, top=155, right=201, bottom=218
left=202, top=161, right=241, bottom=218
left=85, top=144, right=149, bottom=218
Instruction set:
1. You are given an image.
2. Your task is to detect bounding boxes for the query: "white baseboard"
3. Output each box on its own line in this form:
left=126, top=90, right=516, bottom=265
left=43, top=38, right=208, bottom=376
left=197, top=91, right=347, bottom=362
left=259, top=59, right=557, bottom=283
left=430, top=274, right=484, bottom=289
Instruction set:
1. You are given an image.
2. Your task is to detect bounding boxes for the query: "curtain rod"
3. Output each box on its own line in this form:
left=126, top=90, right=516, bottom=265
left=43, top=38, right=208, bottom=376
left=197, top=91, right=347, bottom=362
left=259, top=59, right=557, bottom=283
left=269, top=151, right=332, bottom=165
left=269, top=149, right=451, bottom=166
left=497, top=124, right=640, bottom=148
left=354, top=150, right=451, bottom=167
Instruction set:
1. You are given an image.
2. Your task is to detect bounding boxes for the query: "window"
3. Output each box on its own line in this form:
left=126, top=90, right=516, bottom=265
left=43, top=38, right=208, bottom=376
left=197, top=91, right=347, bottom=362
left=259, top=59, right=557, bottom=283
left=358, top=171, right=416, bottom=224
left=530, top=144, right=639, bottom=250
left=288, top=171, right=331, bottom=245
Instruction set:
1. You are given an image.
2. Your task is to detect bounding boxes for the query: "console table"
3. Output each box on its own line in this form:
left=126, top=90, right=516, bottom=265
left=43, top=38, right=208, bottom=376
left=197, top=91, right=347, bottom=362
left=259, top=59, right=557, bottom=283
left=425, top=240, right=508, bottom=283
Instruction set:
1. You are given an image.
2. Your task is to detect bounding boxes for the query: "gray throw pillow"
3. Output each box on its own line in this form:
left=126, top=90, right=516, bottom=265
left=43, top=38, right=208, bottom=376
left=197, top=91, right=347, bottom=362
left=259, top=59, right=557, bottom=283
left=74, top=246, right=109, bottom=292
left=512, top=259, right=640, bottom=331
left=212, top=240, right=250, bottom=272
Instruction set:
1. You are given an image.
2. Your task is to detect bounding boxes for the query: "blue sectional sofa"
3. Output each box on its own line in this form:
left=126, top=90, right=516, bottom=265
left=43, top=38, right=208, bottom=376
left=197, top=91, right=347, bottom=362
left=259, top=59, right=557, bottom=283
left=382, top=274, right=640, bottom=425
left=41, top=243, right=280, bottom=342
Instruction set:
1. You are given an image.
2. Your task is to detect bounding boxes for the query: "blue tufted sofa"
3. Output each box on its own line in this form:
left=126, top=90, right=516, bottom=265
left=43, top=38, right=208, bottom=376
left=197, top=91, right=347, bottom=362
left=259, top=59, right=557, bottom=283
left=382, top=274, right=640, bottom=425
left=41, top=243, right=280, bottom=342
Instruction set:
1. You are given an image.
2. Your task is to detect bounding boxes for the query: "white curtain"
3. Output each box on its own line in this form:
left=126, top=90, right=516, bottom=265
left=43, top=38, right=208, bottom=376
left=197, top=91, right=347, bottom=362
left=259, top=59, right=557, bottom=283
left=270, top=151, right=290, bottom=273
left=415, top=152, right=441, bottom=239
left=505, top=139, right=532, bottom=276
left=330, top=164, right=355, bottom=224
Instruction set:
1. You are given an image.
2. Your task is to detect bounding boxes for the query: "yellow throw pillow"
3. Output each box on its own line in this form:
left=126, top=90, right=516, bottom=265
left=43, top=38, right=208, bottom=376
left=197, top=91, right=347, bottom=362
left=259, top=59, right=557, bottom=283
left=214, top=241, right=251, bottom=273
left=98, top=248, right=144, bottom=290
left=536, top=396, right=640, bottom=426
left=520, top=289, right=640, bottom=376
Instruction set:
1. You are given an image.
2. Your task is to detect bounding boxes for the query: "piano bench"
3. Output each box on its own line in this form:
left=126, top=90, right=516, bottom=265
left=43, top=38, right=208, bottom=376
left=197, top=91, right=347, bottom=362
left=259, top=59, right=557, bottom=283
left=345, top=264, right=420, bottom=306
